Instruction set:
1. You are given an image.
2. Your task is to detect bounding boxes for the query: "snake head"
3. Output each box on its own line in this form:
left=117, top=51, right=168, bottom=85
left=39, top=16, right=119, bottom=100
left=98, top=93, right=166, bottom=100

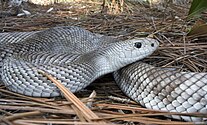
left=83, top=37, right=159, bottom=76
left=121, top=37, right=159, bottom=58
left=105, top=37, right=159, bottom=71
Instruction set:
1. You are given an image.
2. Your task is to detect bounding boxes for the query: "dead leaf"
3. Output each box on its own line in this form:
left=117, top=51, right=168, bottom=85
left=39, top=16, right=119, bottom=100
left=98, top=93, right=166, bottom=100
left=187, top=19, right=207, bottom=38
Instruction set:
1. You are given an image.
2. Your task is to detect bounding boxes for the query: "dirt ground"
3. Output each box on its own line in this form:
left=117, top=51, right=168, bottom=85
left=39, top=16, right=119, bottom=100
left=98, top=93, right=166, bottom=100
left=0, top=1, right=206, bottom=125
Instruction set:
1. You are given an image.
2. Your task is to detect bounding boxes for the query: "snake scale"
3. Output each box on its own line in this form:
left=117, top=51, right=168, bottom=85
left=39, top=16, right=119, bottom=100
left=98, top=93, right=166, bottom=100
left=0, top=26, right=206, bottom=122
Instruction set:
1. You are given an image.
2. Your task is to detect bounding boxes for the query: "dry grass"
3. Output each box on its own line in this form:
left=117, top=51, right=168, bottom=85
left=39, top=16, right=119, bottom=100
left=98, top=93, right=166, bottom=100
left=0, top=1, right=207, bottom=125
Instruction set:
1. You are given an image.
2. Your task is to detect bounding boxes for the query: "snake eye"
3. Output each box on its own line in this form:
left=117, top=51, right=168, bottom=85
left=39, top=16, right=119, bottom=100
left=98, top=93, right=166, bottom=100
left=134, top=42, right=142, bottom=48
left=151, top=43, right=154, bottom=47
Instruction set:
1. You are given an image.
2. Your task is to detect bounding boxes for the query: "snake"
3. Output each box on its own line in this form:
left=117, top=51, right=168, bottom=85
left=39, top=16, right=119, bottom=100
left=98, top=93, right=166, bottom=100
left=0, top=26, right=206, bottom=122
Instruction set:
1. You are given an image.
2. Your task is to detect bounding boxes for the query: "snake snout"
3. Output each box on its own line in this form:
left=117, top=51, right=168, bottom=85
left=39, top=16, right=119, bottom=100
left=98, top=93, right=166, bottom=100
left=145, top=38, right=159, bottom=48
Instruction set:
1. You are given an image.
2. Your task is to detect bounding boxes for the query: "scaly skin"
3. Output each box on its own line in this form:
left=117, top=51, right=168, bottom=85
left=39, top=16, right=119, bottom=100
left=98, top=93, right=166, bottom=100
left=114, top=62, right=207, bottom=122
left=0, top=26, right=158, bottom=98
left=6, top=26, right=206, bottom=122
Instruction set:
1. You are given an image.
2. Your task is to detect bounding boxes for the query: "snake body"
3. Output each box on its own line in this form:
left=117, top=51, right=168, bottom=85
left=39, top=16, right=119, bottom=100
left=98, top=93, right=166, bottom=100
left=0, top=26, right=206, bottom=122
left=0, top=26, right=158, bottom=96
left=114, top=62, right=207, bottom=122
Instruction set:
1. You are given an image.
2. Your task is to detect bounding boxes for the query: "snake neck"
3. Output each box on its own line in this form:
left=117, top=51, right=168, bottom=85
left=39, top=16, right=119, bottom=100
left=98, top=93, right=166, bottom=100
left=75, top=51, right=134, bottom=78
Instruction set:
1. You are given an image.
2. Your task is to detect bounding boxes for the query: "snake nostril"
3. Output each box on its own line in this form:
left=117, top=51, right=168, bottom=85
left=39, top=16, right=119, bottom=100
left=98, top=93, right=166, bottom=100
left=151, top=43, right=154, bottom=47
left=134, top=42, right=142, bottom=48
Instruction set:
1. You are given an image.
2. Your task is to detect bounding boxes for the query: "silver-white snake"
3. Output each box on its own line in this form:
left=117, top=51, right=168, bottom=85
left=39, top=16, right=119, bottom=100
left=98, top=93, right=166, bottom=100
left=0, top=26, right=206, bottom=122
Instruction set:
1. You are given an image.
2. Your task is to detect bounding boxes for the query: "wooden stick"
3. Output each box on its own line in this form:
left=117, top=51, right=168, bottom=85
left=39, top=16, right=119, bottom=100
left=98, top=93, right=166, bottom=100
left=3, top=111, right=41, bottom=121
left=38, top=70, right=107, bottom=124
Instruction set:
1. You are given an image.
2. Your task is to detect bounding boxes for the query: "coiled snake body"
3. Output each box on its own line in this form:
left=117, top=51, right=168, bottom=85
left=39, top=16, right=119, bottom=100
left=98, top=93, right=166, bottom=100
left=0, top=26, right=206, bottom=122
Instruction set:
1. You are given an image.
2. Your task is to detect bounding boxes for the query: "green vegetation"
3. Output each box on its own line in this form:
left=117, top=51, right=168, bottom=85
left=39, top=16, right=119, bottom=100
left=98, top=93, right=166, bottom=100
left=188, top=0, right=207, bottom=18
